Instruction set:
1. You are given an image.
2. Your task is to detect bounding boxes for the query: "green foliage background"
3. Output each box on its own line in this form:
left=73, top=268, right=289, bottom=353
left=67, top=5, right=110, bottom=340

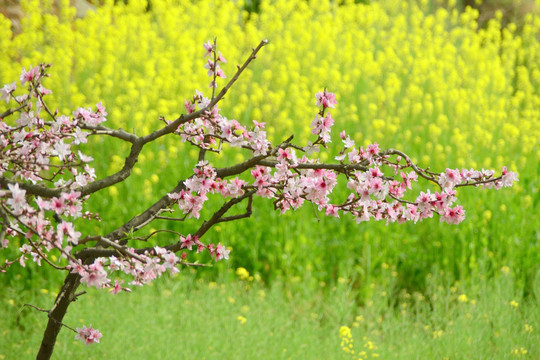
left=0, top=0, right=538, bottom=297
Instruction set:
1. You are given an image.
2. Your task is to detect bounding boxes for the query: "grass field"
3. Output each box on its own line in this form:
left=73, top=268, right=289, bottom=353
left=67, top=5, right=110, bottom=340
left=0, top=0, right=539, bottom=358
left=2, top=268, right=539, bottom=359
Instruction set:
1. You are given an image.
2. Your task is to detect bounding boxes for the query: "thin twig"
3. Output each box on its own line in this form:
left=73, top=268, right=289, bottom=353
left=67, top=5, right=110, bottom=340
left=131, top=229, right=184, bottom=242
left=98, top=237, right=146, bottom=262
left=211, top=37, right=218, bottom=101
left=0, top=103, right=27, bottom=119
left=22, top=303, right=50, bottom=314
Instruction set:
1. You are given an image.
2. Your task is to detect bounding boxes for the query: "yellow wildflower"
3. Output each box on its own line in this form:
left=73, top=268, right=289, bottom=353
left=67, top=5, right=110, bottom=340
left=235, top=267, right=250, bottom=280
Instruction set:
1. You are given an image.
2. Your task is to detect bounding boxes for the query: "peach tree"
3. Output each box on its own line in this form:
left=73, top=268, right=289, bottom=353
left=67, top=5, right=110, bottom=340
left=0, top=40, right=518, bottom=359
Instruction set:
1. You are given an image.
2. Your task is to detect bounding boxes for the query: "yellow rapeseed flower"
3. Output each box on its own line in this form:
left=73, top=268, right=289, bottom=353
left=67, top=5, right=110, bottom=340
left=236, top=267, right=250, bottom=280
left=339, top=326, right=352, bottom=339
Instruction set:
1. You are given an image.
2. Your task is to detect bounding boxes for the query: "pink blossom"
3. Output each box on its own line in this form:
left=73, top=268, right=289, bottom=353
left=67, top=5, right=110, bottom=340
left=253, top=120, right=265, bottom=128
left=75, top=325, right=102, bottom=346
left=315, top=90, right=337, bottom=109
left=56, top=221, right=81, bottom=244
left=109, top=280, right=125, bottom=295
left=217, top=51, right=227, bottom=63
left=215, top=243, right=230, bottom=260
left=184, top=99, right=196, bottom=113
left=7, top=183, right=26, bottom=214
left=20, top=66, right=39, bottom=85
left=325, top=205, right=340, bottom=218
left=80, top=261, right=110, bottom=288
left=501, top=167, right=518, bottom=187
left=96, top=102, right=108, bottom=116
left=0, top=82, right=16, bottom=103
left=19, top=244, right=32, bottom=254
left=108, top=256, right=125, bottom=272
left=180, top=234, right=196, bottom=250
left=341, top=134, right=355, bottom=149
left=79, top=151, right=94, bottom=163
left=416, top=191, right=434, bottom=212
left=53, top=141, right=71, bottom=161
left=439, top=168, right=462, bottom=190
left=366, top=143, right=380, bottom=158
left=16, top=111, right=35, bottom=127
left=203, top=41, right=213, bottom=57
left=37, top=85, right=52, bottom=96
left=204, top=60, right=226, bottom=79
left=388, top=180, right=405, bottom=198
left=441, top=205, right=465, bottom=224
left=161, top=251, right=179, bottom=273
left=278, top=148, right=293, bottom=161
left=226, top=178, right=246, bottom=197
left=72, top=128, right=89, bottom=145
left=403, top=204, right=420, bottom=223
left=369, top=167, right=384, bottom=178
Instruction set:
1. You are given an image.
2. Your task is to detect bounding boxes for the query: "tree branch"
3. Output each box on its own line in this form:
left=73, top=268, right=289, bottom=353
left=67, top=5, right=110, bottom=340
left=192, top=189, right=256, bottom=240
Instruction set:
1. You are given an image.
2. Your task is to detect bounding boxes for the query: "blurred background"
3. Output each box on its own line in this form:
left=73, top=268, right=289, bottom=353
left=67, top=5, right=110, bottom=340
left=0, top=0, right=538, bottom=358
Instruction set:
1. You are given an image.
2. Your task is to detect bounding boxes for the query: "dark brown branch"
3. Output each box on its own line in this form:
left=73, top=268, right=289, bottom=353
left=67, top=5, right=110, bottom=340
left=209, top=40, right=269, bottom=108
left=37, top=273, right=82, bottom=358
left=73, top=291, right=87, bottom=300
left=132, top=228, right=184, bottom=242
left=216, top=193, right=253, bottom=223
left=0, top=103, right=27, bottom=119
left=97, top=237, right=145, bottom=262
left=80, top=123, right=139, bottom=143
left=257, top=160, right=370, bottom=173
left=193, top=190, right=256, bottom=240
left=381, top=149, right=437, bottom=183
left=455, top=176, right=503, bottom=188
left=77, top=190, right=257, bottom=260
left=388, top=193, right=416, bottom=205
left=154, top=215, right=187, bottom=222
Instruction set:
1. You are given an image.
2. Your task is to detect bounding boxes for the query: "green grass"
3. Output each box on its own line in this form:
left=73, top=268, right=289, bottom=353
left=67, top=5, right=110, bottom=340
left=1, top=268, right=538, bottom=359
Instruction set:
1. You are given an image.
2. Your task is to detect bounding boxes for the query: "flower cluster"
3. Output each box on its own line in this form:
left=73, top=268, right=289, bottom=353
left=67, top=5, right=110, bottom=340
left=310, top=89, right=337, bottom=145
left=0, top=65, right=99, bottom=270
left=169, top=161, right=246, bottom=219
left=75, top=325, right=102, bottom=346
left=173, top=48, right=518, bottom=227
left=69, top=245, right=183, bottom=289
left=178, top=97, right=270, bottom=156
left=203, top=41, right=227, bottom=88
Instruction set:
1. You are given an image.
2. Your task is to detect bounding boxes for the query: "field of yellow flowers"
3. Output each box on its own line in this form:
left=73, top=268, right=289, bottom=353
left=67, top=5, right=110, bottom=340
left=0, top=0, right=539, bottom=357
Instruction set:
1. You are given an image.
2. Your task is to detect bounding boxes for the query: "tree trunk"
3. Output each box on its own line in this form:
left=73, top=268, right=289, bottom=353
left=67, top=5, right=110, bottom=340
left=36, top=272, right=81, bottom=360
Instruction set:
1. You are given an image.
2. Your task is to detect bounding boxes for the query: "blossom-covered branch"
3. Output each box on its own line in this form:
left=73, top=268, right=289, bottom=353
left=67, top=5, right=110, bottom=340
left=0, top=40, right=517, bottom=359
